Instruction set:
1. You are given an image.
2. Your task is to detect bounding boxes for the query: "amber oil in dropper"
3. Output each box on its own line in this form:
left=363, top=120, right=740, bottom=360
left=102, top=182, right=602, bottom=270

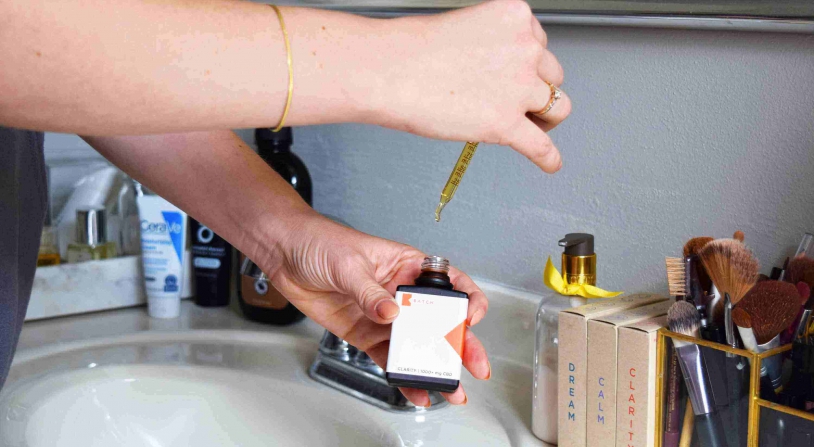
left=434, top=142, right=478, bottom=222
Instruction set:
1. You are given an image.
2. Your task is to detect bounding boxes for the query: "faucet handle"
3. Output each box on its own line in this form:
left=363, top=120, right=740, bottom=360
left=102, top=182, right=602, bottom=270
left=352, top=349, right=384, bottom=376
left=318, top=331, right=351, bottom=361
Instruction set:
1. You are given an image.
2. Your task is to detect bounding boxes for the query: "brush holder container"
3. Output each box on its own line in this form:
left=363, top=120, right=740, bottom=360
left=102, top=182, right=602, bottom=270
left=656, top=329, right=814, bottom=447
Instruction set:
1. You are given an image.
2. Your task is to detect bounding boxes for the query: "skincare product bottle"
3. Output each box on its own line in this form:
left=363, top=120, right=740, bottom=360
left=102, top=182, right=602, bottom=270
left=190, top=218, right=232, bottom=307
left=255, top=127, right=312, bottom=203
left=37, top=226, right=61, bottom=266
left=385, top=256, right=469, bottom=393
left=237, top=127, right=310, bottom=325
left=66, top=208, right=117, bottom=263
left=136, top=185, right=188, bottom=319
left=532, top=233, right=597, bottom=444
left=37, top=168, right=61, bottom=266
left=238, top=253, right=306, bottom=325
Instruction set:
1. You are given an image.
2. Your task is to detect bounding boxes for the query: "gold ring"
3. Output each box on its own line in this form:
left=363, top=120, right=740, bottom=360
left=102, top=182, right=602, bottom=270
left=532, top=82, right=562, bottom=116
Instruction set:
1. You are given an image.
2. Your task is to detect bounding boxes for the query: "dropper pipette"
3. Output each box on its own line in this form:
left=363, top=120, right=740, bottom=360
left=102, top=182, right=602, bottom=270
left=434, top=142, right=478, bottom=222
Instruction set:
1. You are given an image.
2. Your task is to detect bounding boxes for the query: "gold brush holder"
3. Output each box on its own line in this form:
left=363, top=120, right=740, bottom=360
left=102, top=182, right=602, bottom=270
left=655, top=329, right=814, bottom=447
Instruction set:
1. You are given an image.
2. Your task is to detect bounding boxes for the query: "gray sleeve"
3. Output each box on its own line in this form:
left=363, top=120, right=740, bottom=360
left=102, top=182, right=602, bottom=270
left=0, top=127, right=46, bottom=390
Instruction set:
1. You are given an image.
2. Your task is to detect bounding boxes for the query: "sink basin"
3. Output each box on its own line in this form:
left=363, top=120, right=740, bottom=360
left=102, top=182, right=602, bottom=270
left=0, top=330, right=534, bottom=446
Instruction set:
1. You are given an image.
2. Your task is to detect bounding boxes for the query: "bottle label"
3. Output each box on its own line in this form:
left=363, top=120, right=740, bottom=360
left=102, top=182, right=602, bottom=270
left=137, top=195, right=187, bottom=301
left=238, top=254, right=290, bottom=310
left=386, top=291, right=468, bottom=381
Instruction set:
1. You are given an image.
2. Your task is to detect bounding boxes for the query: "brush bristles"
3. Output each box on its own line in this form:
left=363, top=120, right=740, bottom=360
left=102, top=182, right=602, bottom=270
left=668, top=301, right=701, bottom=342
left=697, top=239, right=759, bottom=305
left=737, top=281, right=801, bottom=345
left=731, top=307, right=752, bottom=328
left=796, top=282, right=811, bottom=305
left=666, top=257, right=686, bottom=297
left=787, top=256, right=814, bottom=289
left=733, top=230, right=745, bottom=242
left=683, top=237, right=713, bottom=258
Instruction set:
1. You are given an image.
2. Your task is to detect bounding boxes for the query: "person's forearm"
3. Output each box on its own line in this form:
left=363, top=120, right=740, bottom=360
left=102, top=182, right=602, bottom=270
left=82, top=131, right=317, bottom=269
left=2, top=0, right=392, bottom=135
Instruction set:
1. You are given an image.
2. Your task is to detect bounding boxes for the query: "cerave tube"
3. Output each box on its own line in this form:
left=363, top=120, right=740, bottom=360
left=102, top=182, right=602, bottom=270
left=136, top=194, right=187, bottom=319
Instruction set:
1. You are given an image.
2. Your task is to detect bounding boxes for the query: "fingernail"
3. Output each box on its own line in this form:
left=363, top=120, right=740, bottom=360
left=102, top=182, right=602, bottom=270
left=422, top=396, right=432, bottom=407
left=556, top=158, right=563, bottom=171
left=375, top=299, right=400, bottom=321
left=462, top=395, right=469, bottom=406
left=485, top=361, right=492, bottom=380
left=469, top=309, right=484, bottom=326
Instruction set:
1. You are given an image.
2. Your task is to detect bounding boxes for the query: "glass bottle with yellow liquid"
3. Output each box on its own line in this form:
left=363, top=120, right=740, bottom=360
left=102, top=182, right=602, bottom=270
left=37, top=226, right=61, bottom=266
left=66, top=208, right=117, bottom=263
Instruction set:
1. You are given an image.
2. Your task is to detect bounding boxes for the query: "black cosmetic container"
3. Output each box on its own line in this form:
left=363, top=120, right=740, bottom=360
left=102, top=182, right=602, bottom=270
left=190, top=218, right=232, bottom=307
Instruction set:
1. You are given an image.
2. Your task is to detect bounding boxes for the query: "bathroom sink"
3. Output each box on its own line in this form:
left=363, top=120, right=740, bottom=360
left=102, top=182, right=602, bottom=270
left=0, top=326, right=540, bottom=446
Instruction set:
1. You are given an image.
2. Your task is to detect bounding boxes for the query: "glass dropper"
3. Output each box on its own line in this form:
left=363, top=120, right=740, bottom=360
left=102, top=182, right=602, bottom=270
left=434, top=142, right=479, bottom=222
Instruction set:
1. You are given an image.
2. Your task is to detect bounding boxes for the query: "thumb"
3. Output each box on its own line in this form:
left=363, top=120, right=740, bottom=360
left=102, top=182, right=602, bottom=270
left=352, top=278, right=400, bottom=325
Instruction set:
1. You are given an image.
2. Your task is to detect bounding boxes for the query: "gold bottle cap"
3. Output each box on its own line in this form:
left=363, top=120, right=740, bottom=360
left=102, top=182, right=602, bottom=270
left=559, top=233, right=597, bottom=286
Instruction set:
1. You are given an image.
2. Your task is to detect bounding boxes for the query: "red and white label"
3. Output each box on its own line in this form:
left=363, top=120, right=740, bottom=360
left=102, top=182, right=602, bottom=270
left=386, top=291, right=468, bottom=381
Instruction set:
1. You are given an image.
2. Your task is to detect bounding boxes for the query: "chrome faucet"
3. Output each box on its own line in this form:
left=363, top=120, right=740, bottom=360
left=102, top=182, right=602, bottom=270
left=309, top=330, right=447, bottom=412
left=240, top=256, right=447, bottom=412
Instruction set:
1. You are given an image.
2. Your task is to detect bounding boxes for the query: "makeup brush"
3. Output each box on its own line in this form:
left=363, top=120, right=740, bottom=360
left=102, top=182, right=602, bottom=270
left=737, top=281, right=801, bottom=390
left=783, top=282, right=812, bottom=345
left=738, top=281, right=801, bottom=345
left=664, top=257, right=686, bottom=447
left=678, top=402, right=694, bottom=447
left=732, top=306, right=779, bottom=400
left=787, top=255, right=814, bottom=290
left=668, top=301, right=726, bottom=447
left=684, top=237, right=714, bottom=258
left=666, top=257, right=687, bottom=298
left=732, top=307, right=757, bottom=353
left=697, top=239, right=760, bottom=324
left=684, top=237, right=714, bottom=294
left=794, top=283, right=813, bottom=342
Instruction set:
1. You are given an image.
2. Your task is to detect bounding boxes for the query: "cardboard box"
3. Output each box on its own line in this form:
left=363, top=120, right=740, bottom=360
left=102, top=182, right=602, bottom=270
left=586, top=300, right=671, bottom=447
left=558, top=293, right=668, bottom=447
left=616, top=316, right=668, bottom=447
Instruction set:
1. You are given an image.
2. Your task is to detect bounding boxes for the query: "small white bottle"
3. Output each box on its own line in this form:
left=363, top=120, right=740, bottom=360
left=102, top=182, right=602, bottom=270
left=532, top=234, right=597, bottom=444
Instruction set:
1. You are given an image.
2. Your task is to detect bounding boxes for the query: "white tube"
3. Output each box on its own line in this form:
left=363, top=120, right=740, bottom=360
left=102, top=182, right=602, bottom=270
left=136, top=194, right=187, bottom=319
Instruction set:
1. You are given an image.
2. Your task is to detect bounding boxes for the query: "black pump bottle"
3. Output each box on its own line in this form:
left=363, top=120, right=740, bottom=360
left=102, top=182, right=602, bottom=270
left=237, top=127, right=311, bottom=325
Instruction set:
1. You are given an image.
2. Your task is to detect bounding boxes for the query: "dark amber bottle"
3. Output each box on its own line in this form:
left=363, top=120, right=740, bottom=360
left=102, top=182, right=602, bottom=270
left=385, top=256, right=469, bottom=393
left=237, top=127, right=309, bottom=325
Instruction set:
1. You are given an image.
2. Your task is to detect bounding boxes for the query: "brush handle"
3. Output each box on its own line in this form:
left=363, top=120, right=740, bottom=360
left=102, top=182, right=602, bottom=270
left=676, top=343, right=714, bottom=415
left=664, top=347, right=683, bottom=447
left=686, top=255, right=706, bottom=304
left=757, top=336, right=784, bottom=390
left=796, top=309, right=813, bottom=342
left=700, top=326, right=730, bottom=408
left=724, top=294, right=737, bottom=358
left=679, top=401, right=695, bottom=447
left=776, top=411, right=787, bottom=447
left=695, top=412, right=727, bottom=447
left=725, top=355, right=744, bottom=447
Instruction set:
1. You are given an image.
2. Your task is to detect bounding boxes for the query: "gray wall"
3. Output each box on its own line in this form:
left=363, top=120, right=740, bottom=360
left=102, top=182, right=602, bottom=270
left=47, top=25, right=814, bottom=296
left=280, top=25, right=814, bottom=295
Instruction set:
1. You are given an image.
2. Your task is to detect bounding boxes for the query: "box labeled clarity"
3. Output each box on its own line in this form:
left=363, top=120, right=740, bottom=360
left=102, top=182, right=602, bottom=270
left=386, top=290, right=468, bottom=392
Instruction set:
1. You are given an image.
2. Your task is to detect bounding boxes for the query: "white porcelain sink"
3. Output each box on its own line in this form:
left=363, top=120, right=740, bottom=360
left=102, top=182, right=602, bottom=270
left=0, top=328, right=541, bottom=447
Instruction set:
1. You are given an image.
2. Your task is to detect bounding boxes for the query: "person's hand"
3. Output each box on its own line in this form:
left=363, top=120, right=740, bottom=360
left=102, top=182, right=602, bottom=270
left=367, top=0, right=571, bottom=174
left=253, top=212, right=490, bottom=406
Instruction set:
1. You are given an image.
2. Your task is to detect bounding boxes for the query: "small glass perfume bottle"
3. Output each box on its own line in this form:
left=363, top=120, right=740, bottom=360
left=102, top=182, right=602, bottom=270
left=66, top=208, right=117, bottom=263
left=37, top=226, right=61, bottom=266
left=37, top=170, right=61, bottom=267
left=385, top=256, right=469, bottom=393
